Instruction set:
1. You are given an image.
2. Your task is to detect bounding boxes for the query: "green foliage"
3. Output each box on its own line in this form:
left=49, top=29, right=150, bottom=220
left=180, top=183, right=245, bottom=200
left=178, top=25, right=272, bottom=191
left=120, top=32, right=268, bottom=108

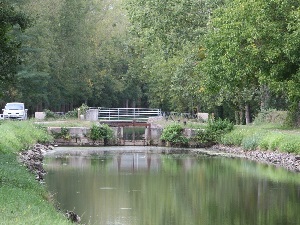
left=1, top=0, right=299, bottom=122
left=207, top=118, right=234, bottom=133
left=125, top=0, right=223, bottom=112
left=160, top=124, right=189, bottom=147
left=78, top=103, right=89, bottom=115
left=44, top=109, right=78, bottom=119
left=1, top=0, right=132, bottom=110
left=0, top=1, right=31, bottom=83
left=241, top=133, right=265, bottom=151
left=64, top=109, right=78, bottom=118
left=254, top=109, right=288, bottom=125
left=0, top=120, right=53, bottom=154
left=258, top=133, right=285, bottom=151
left=221, top=126, right=258, bottom=146
left=51, top=127, right=70, bottom=140
left=202, top=0, right=300, bottom=125
left=221, top=124, right=300, bottom=154
left=44, top=109, right=59, bottom=119
left=278, top=135, right=300, bottom=154
left=89, top=124, right=113, bottom=144
left=194, top=118, right=234, bottom=146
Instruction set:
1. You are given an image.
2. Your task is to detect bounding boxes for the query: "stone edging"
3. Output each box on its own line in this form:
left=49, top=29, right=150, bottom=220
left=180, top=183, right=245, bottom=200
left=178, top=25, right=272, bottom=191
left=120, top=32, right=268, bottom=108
left=207, top=144, right=300, bottom=173
left=18, top=144, right=81, bottom=224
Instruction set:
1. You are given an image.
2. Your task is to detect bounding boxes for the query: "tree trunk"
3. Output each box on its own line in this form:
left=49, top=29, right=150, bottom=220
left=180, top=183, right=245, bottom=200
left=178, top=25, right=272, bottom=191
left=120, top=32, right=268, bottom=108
left=239, top=109, right=244, bottom=125
left=235, top=111, right=240, bottom=125
left=245, top=103, right=251, bottom=125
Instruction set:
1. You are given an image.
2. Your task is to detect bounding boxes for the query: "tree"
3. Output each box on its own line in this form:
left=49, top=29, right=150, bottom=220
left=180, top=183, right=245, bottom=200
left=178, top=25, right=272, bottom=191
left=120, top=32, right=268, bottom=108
left=125, top=0, right=223, bottom=112
left=0, top=1, right=30, bottom=98
left=202, top=0, right=300, bottom=124
left=13, top=0, right=131, bottom=111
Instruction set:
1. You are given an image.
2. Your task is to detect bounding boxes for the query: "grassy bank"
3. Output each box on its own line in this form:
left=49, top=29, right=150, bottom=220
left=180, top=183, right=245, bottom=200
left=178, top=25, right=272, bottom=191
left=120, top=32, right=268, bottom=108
left=0, top=120, right=71, bottom=225
left=221, top=123, right=300, bottom=154
left=155, top=117, right=300, bottom=154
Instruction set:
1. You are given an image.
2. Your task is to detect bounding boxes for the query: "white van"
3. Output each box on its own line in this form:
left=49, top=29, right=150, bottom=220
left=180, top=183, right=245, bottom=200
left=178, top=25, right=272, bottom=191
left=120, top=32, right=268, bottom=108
left=2, top=102, right=28, bottom=120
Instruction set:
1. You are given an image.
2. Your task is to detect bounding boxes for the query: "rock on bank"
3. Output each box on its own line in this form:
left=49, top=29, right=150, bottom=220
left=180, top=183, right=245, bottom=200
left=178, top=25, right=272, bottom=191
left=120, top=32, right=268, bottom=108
left=210, top=145, right=300, bottom=172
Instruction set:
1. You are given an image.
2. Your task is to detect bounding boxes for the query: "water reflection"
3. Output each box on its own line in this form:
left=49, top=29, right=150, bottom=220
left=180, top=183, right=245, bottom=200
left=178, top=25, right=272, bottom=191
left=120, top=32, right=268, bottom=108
left=44, top=151, right=300, bottom=225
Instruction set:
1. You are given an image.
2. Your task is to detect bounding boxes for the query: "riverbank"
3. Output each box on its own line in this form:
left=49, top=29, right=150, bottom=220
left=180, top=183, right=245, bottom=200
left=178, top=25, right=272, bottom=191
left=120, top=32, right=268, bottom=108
left=0, top=121, right=73, bottom=225
left=209, top=144, right=300, bottom=172
left=1, top=120, right=299, bottom=224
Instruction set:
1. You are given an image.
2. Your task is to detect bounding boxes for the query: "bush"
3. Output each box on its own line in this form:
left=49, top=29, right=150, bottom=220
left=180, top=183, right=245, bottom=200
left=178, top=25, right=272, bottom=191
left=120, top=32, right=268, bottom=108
left=51, top=127, right=70, bottom=140
left=44, top=109, right=59, bottom=119
left=160, top=123, right=189, bottom=147
left=254, top=109, right=287, bottom=125
left=241, top=133, right=265, bottom=150
left=221, top=130, right=245, bottom=146
left=207, top=118, right=234, bottom=133
left=258, top=133, right=285, bottom=151
left=278, top=135, right=300, bottom=154
left=195, top=118, right=234, bottom=146
left=64, top=109, right=78, bottom=118
left=89, top=124, right=113, bottom=145
left=79, top=103, right=89, bottom=115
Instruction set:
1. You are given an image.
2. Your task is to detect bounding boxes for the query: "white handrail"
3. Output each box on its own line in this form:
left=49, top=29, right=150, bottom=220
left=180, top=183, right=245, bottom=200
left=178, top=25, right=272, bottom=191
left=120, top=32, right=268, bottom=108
left=97, top=108, right=161, bottom=121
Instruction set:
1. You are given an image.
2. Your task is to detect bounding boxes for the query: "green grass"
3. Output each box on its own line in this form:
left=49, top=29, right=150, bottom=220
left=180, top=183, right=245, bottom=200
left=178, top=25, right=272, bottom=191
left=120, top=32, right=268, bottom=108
left=35, top=118, right=94, bottom=128
left=0, top=120, right=53, bottom=154
left=0, top=120, right=71, bottom=225
left=221, top=123, right=300, bottom=154
left=152, top=117, right=300, bottom=154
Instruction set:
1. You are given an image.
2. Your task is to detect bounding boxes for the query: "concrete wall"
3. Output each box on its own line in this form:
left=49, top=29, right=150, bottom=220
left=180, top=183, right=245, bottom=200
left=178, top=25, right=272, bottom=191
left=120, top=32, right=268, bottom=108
left=85, top=109, right=98, bottom=121
left=35, top=112, right=46, bottom=120
left=48, top=126, right=195, bottom=147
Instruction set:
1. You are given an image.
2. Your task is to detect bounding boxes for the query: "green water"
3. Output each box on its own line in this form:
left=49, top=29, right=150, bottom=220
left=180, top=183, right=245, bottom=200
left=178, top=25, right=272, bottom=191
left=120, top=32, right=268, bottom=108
left=44, top=150, right=300, bottom=225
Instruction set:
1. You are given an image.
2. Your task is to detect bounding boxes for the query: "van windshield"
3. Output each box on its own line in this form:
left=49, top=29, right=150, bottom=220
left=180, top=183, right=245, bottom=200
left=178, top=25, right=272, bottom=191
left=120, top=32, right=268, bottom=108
left=5, top=104, right=24, bottom=110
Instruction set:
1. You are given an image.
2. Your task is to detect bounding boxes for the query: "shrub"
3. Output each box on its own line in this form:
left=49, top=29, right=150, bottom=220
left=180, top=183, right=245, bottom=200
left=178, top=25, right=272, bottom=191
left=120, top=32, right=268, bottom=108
left=253, top=109, right=287, bottom=125
left=195, top=118, right=234, bottom=146
left=269, top=134, right=285, bottom=151
left=279, top=135, right=300, bottom=154
left=207, top=118, right=234, bottom=133
left=89, top=124, right=113, bottom=145
left=258, top=133, right=285, bottom=151
left=44, top=109, right=59, bottom=119
left=221, top=130, right=245, bottom=146
left=51, top=127, right=71, bottom=140
left=241, top=133, right=265, bottom=151
left=194, top=129, right=217, bottom=146
left=64, top=109, right=78, bottom=118
left=79, top=103, right=89, bottom=115
left=160, top=123, right=189, bottom=147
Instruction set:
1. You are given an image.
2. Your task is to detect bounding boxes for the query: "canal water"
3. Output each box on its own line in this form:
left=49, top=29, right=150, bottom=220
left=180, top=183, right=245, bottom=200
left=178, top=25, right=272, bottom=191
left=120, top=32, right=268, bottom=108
left=44, top=147, right=300, bottom=225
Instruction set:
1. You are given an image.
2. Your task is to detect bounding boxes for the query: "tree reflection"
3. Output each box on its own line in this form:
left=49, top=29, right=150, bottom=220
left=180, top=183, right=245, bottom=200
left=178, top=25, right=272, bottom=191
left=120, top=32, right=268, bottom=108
left=44, top=154, right=300, bottom=225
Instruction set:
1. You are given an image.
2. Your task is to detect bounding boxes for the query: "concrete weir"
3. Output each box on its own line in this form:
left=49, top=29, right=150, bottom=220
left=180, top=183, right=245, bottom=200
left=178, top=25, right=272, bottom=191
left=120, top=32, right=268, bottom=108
left=47, top=124, right=164, bottom=146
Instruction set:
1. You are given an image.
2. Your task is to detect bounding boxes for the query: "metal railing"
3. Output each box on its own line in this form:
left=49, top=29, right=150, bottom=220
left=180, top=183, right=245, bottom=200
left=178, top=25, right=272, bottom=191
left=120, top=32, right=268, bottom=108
left=97, top=107, right=161, bottom=121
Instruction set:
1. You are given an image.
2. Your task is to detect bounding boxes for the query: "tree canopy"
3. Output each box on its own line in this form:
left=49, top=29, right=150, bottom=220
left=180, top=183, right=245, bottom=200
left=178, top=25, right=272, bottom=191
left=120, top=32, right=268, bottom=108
left=0, top=0, right=300, bottom=125
left=202, top=0, right=300, bottom=124
left=0, top=1, right=30, bottom=85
